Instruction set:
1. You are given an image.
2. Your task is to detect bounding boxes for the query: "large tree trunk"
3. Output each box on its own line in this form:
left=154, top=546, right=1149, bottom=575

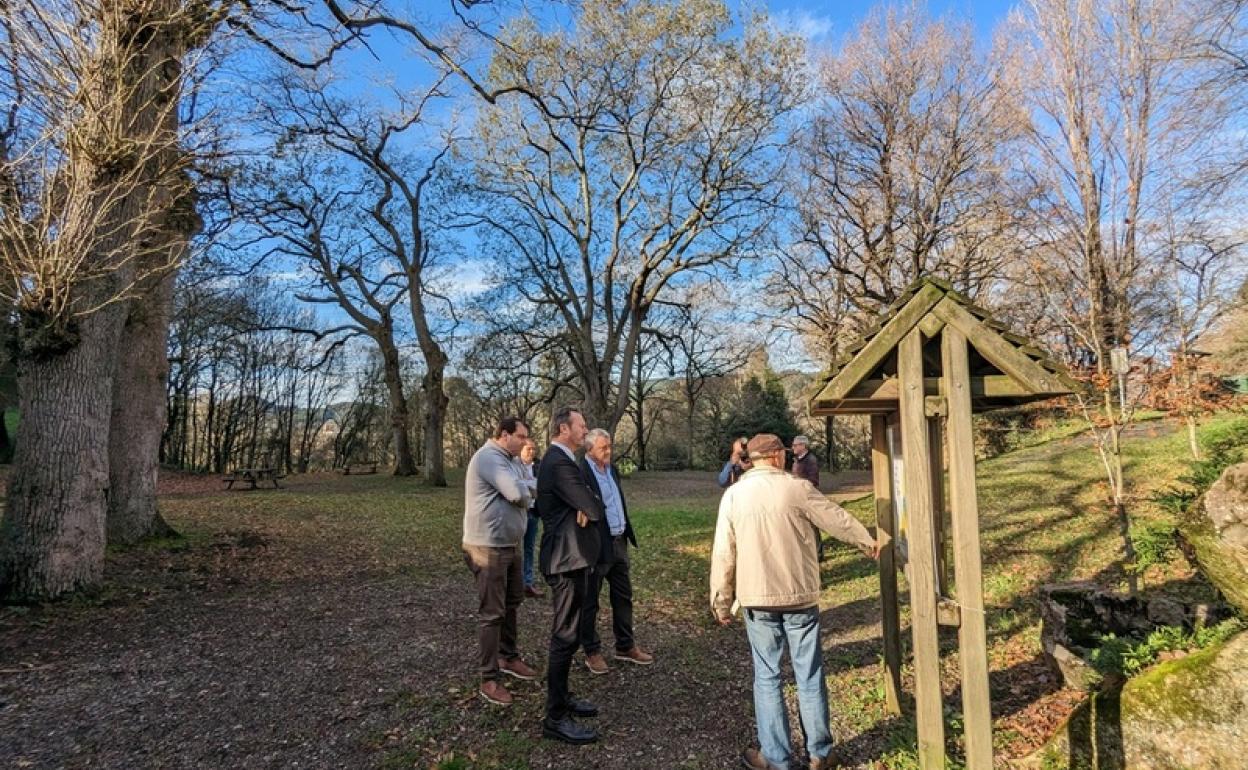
left=109, top=141, right=196, bottom=545
left=0, top=0, right=185, bottom=600
left=421, top=362, right=448, bottom=487
left=1, top=303, right=130, bottom=599
left=107, top=263, right=180, bottom=545
left=409, top=283, right=448, bottom=486
left=378, top=335, right=416, bottom=476
left=580, top=372, right=617, bottom=436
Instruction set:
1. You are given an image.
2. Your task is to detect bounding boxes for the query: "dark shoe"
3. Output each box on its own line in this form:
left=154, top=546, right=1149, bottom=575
left=568, top=697, right=599, bottom=717
left=524, top=585, right=545, bottom=598
left=584, top=652, right=609, bottom=675
left=613, top=645, right=654, bottom=665
left=479, top=680, right=512, bottom=706
left=499, top=656, right=538, bottom=681
left=742, top=748, right=781, bottom=770
left=542, top=716, right=598, bottom=744
left=810, top=754, right=834, bottom=770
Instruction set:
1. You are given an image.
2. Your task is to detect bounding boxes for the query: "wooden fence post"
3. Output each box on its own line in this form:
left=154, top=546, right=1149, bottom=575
left=942, top=325, right=994, bottom=769
left=899, top=329, right=945, bottom=769
left=871, top=414, right=903, bottom=716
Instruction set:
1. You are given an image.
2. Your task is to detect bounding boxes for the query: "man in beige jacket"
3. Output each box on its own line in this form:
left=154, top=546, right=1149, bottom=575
left=710, top=434, right=879, bottom=770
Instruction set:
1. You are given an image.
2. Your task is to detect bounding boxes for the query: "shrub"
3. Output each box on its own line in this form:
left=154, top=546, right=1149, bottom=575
left=1089, top=618, right=1245, bottom=678
left=1128, top=521, right=1178, bottom=574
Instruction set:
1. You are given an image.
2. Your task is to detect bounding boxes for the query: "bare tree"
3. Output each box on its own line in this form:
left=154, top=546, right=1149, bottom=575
left=237, top=144, right=421, bottom=475
left=0, top=0, right=212, bottom=598
left=1154, top=210, right=1244, bottom=458
left=778, top=4, right=1024, bottom=350
left=460, top=0, right=802, bottom=434
left=240, top=69, right=457, bottom=483
left=1010, top=0, right=1242, bottom=586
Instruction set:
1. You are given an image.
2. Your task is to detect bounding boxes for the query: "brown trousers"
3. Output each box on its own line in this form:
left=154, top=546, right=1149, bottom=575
left=463, top=544, right=524, bottom=681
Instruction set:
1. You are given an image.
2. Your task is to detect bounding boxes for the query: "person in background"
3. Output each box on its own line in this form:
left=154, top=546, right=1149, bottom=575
left=717, top=436, right=752, bottom=488
left=790, top=435, right=825, bottom=560
left=462, top=417, right=540, bottom=707
left=520, top=438, right=543, bottom=598
left=791, top=435, right=819, bottom=489
left=710, top=433, right=879, bottom=770
left=578, top=428, right=653, bottom=675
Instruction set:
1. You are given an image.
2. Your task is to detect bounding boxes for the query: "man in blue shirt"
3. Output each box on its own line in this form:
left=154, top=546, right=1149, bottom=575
left=578, top=428, right=654, bottom=674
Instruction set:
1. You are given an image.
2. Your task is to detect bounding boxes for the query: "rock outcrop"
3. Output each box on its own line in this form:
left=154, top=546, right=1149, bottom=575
left=1181, top=460, right=1248, bottom=615
left=1028, top=631, right=1248, bottom=769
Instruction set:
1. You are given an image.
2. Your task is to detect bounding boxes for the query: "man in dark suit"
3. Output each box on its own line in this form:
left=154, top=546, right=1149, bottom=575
left=537, top=406, right=604, bottom=745
left=791, top=435, right=819, bottom=488
left=578, top=428, right=653, bottom=675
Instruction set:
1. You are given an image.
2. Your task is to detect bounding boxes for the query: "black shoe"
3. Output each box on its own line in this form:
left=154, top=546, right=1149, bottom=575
left=569, top=697, right=599, bottom=717
left=542, top=716, right=599, bottom=744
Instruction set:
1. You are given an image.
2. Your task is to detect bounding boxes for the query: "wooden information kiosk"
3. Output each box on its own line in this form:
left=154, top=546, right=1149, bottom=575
left=810, top=278, right=1074, bottom=769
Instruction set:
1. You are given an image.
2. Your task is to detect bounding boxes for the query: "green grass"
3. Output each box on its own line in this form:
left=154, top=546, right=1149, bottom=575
left=142, top=410, right=1248, bottom=767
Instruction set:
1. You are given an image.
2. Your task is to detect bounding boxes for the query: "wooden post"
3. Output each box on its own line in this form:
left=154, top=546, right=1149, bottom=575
left=899, top=329, right=945, bottom=769
left=871, top=414, right=903, bottom=716
left=941, top=326, right=994, bottom=769
left=928, top=418, right=949, bottom=596
left=826, top=415, right=837, bottom=472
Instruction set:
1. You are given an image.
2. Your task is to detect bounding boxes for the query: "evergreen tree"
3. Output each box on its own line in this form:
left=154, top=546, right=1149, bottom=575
left=724, top=370, right=799, bottom=451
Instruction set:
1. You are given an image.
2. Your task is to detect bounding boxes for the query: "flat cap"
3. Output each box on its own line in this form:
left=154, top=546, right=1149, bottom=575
left=746, top=433, right=786, bottom=460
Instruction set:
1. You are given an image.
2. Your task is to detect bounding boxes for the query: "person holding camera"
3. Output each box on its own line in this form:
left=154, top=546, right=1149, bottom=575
left=716, top=436, right=752, bottom=488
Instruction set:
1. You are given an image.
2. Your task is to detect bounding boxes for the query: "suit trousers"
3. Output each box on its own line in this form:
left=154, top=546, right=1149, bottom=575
left=463, top=544, right=524, bottom=682
left=545, top=567, right=592, bottom=720
left=581, top=536, right=634, bottom=654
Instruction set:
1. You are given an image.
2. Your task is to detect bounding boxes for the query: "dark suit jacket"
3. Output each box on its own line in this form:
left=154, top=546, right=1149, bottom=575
left=579, top=458, right=637, bottom=565
left=537, top=445, right=604, bottom=576
left=793, top=451, right=820, bottom=488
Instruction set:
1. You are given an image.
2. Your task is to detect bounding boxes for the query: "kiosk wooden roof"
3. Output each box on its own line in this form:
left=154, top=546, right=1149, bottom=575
left=810, top=277, right=1076, bottom=416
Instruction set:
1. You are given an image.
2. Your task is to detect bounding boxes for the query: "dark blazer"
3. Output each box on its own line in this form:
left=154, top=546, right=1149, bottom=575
left=579, top=458, right=637, bottom=565
left=792, top=451, right=820, bottom=488
left=537, top=445, right=604, bottom=576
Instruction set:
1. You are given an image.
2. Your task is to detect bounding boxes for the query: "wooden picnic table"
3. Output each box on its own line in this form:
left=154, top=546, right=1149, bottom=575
left=223, top=467, right=286, bottom=490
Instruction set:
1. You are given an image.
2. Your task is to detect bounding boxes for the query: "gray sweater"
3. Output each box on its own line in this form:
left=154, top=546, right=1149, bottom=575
left=462, top=441, right=534, bottom=547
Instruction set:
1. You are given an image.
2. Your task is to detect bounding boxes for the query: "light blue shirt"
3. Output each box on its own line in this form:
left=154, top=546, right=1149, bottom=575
left=589, top=461, right=626, bottom=536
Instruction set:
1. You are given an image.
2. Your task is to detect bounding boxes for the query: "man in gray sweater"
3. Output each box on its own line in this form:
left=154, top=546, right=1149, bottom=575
left=463, top=416, right=540, bottom=706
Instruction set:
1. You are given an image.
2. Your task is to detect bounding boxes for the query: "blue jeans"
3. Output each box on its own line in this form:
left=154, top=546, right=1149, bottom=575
left=743, top=606, right=833, bottom=768
left=522, top=512, right=540, bottom=587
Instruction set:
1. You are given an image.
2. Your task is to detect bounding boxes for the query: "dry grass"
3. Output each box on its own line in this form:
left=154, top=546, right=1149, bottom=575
left=1, top=413, right=1242, bottom=768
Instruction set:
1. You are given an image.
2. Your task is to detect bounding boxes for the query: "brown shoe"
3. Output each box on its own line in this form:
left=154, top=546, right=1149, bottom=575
left=742, top=748, right=781, bottom=770
left=498, top=656, right=538, bottom=681
left=613, top=646, right=654, bottom=665
left=810, top=755, right=833, bottom=770
left=479, top=680, right=512, bottom=706
left=524, top=585, right=545, bottom=598
left=584, top=652, right=609, bottom=675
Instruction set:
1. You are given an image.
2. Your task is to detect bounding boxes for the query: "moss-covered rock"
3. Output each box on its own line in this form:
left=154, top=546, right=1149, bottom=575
left=1180, top=461, right=1248, bottom=615
left=1024, top=631, right=1248, bottom=769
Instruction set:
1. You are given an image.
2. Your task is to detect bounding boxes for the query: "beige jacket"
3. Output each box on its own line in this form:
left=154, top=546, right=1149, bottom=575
left=710, top=465, right=875, bottom=617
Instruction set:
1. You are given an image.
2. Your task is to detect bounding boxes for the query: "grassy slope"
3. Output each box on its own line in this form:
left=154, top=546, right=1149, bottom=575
left=147, top=411, right=1245, bottom=768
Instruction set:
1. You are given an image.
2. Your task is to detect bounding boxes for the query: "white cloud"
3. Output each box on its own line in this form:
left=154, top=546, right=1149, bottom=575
left=441, top=258, right=491, bottom=299
left=769, top=9, right=835, bottom=43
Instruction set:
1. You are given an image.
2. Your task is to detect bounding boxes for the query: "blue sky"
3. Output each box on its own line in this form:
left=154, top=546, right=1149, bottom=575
left=228, top=0, right=1028, bottom=371
left=763, top=0, right=1019, bottom=41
